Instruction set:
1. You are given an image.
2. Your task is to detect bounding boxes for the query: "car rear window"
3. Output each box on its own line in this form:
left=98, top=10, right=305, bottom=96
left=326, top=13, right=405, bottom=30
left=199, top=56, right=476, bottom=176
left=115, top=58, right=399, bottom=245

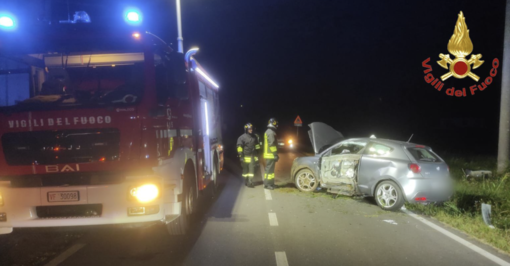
left=407, top=147, right=440, bottom=162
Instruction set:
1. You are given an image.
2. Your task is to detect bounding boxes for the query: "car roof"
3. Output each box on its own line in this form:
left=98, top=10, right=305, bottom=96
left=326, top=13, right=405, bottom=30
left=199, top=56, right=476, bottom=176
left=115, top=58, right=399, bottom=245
left=344, top=138, right=429, bottom=148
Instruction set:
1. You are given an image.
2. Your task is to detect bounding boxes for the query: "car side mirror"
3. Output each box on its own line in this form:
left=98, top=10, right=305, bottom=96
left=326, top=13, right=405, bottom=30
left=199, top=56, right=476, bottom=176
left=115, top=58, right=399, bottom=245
left=341, top=149, right=350, bottom=154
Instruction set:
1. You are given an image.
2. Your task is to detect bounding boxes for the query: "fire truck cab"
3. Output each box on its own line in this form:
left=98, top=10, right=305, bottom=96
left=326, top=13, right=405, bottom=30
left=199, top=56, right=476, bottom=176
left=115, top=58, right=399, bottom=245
left=0, top=29, right=223, bottom=235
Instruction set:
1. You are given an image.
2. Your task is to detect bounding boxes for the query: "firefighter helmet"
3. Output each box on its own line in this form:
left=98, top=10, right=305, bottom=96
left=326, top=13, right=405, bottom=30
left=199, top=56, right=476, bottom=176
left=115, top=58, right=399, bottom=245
left=268, top=118, right=278, bottom=128
left=244, top=123, right=253, bottom=132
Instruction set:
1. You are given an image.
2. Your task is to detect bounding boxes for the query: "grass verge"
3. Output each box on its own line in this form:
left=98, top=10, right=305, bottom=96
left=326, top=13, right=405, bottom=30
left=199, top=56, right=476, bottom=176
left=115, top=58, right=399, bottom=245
left=406, top=155, right=510, bottom=254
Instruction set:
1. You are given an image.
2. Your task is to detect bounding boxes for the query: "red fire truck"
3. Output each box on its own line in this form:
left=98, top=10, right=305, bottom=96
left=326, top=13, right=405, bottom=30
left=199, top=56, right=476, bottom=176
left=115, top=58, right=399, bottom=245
left=0, top=28, right=223, bottom=235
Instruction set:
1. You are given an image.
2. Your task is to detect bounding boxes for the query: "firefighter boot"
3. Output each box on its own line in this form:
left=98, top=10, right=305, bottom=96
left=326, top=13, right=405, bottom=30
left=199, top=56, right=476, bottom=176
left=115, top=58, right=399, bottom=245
left=248, top=175, right=255, bottom=188
left=267, top=177, right=275, bottom=190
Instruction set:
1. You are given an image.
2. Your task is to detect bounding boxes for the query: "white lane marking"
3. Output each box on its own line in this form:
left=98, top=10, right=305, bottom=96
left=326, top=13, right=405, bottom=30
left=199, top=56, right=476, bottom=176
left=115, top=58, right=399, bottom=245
left=403, top=210, right=510, bottom=266
left=275, top=251, right=289, bottom=266
left=44, top=243, right=86, bottom=266
left=268, top=212, right=279, bottom=226
left=264, top=189, right=273, bottom=200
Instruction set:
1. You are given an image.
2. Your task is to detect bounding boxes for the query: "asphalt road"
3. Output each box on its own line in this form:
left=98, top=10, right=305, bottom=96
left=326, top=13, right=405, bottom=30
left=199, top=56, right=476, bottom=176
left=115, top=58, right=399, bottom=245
left=1, top=151, right=510, bottom=266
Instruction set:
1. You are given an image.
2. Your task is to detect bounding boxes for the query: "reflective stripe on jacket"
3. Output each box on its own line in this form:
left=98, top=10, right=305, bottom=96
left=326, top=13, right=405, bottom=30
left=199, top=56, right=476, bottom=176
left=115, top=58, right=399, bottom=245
left=264, top=128, right=277, bottom=159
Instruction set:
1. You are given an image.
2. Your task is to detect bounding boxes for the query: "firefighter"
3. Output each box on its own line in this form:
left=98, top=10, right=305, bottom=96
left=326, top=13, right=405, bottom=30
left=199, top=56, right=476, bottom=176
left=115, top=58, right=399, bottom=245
left=263, top=118, right=279, bottom=190
left=237, top=123, right=260, bottom=188
left=253, top=127, right=263, bottom=181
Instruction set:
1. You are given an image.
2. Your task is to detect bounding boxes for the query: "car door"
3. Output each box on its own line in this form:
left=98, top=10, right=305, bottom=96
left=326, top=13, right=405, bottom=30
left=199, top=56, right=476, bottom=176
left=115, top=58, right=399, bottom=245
left=320, top=140, right=366, bottom=195
left=357, top=141, right=399, bottom=196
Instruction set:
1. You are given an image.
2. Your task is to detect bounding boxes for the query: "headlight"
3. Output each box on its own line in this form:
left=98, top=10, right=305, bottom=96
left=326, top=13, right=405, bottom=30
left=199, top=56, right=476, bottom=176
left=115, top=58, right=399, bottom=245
left=130, top=184, right=159, bottom=203
left=288, top=139, right=293, bottom=144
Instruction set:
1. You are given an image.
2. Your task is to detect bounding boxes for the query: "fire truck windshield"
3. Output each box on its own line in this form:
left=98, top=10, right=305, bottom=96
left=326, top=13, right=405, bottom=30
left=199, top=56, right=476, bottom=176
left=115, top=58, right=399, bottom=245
left=0, top=52, right=145, bottom=110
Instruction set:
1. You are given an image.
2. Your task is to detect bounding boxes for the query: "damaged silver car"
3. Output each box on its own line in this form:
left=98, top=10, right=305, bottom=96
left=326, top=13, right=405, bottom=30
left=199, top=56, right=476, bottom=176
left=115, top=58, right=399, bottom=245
left=290, top=122, right=454, bottom=211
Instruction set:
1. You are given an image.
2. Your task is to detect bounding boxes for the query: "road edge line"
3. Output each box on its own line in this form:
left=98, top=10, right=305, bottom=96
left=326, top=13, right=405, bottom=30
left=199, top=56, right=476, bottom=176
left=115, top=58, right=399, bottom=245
left=402, top=209, right=510, bottom=266
left=44, top=243, right=86, bottom=266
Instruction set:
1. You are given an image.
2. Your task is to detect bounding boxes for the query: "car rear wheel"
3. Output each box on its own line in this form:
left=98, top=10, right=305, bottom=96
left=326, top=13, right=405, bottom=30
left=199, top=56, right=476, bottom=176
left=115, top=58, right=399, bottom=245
left=375, top=180, right=404, bottom=211
left=295, top=169, right=319, bottom=192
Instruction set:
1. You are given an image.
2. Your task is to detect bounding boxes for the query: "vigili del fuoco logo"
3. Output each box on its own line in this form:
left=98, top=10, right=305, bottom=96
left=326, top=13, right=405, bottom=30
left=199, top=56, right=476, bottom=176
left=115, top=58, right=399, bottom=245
left=422, top=11, right=499, bottom=97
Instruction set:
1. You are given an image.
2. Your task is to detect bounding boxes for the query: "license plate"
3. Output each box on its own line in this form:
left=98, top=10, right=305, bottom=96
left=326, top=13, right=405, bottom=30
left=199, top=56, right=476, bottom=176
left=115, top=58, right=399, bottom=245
left=47, top=191, right=80, bottom=202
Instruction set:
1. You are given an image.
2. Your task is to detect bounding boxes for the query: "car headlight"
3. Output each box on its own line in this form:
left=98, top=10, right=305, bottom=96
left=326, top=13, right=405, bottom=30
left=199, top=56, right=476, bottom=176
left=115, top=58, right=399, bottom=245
left=130, top=184, right=159, bottom=203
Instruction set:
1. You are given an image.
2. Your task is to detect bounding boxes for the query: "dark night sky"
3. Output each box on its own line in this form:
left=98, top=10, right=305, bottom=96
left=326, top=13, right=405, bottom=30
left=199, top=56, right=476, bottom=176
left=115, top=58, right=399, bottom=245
left=1, top=0, right=507, bottom=154
left=184, top=0, right=507, bottom=155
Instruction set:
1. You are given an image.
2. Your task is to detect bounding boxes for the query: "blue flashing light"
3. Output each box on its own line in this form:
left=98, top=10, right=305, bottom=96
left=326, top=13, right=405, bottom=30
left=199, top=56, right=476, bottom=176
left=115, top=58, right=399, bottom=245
left=127, top=12, right=140, bottom=22
left=124, top=8, right=143, bottom=25
left=0, top=17, right=13, bottom=27
left=0, top=13, right=17, bottom=31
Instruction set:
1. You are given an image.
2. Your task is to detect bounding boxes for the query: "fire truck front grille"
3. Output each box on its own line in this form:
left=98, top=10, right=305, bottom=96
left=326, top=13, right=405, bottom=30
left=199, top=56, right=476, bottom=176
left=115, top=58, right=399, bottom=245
left=2, top=128, right=120, bottom=165
left=36, top=204, right=103, bottom=219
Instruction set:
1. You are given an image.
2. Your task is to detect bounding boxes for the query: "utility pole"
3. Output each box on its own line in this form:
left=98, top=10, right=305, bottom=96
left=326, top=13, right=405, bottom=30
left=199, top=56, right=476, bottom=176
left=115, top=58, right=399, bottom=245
left=175, top=0, right=184, bottom=53
left=497, top=0, right=510, bottom=173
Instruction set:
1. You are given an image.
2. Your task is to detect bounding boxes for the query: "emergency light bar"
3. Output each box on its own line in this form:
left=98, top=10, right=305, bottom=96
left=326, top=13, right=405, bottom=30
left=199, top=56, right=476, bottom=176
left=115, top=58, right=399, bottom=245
left=59, top=11, right=91, bottom=24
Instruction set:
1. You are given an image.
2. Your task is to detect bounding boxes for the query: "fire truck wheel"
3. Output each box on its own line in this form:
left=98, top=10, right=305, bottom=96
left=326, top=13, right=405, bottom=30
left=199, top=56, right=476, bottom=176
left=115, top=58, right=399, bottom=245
left=167, top=161, right=196, bottom=235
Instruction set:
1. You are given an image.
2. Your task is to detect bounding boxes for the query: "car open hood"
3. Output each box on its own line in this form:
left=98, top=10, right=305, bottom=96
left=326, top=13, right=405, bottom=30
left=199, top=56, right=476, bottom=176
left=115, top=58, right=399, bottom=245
left=308, top=122, right=344, bottom=154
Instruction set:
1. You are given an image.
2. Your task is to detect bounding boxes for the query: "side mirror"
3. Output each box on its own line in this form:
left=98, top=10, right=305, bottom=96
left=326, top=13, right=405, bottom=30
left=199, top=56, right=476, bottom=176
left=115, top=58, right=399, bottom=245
left=167, top=52, right=188, bottom=100
left=167, top=52, right=187, bottom=85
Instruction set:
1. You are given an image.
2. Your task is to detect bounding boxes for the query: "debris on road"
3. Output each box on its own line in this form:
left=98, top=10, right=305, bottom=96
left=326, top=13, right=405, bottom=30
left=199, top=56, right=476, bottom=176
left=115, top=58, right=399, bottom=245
left=383, top=220, right=398, bottom=225
left=462, top=169, right=492, bottom=179
left=481, top=203, right=496, bottom=229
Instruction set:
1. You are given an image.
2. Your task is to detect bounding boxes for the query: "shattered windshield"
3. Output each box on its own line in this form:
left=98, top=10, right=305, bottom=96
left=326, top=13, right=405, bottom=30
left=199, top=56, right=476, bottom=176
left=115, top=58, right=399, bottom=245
left=0, top=52, right=144, bottom=109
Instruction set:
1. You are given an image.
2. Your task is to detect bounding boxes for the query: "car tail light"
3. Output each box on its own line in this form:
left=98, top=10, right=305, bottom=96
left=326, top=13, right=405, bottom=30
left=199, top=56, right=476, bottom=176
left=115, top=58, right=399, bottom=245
left=409, top=163, right=421, bottom=173
left=415, top=197, right=426, bottom=201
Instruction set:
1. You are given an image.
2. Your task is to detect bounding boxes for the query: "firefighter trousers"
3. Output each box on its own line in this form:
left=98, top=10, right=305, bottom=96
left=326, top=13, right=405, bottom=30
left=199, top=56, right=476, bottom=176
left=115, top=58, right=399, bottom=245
left=264, top=159, right=276, bottom=187
left=242, top=156, right=256, bottom=184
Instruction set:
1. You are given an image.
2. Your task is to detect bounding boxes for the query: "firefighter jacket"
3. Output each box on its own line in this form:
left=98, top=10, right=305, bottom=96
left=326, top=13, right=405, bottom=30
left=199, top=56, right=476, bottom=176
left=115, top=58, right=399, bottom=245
left=264, top=128, right=278, bottom=159
left=237, top=133, right=260, bottom=158
left=254, top=133, right=262, bottom=147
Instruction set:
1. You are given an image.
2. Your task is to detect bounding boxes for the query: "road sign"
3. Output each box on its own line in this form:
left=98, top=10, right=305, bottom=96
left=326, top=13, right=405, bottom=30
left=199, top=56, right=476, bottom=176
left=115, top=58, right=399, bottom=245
left=294, top=116, right=302, bottom=127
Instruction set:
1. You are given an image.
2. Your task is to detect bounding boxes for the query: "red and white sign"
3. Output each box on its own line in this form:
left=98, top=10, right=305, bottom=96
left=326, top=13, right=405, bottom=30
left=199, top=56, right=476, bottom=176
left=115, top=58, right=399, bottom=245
left=294, top=116, right=302, bottom=127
